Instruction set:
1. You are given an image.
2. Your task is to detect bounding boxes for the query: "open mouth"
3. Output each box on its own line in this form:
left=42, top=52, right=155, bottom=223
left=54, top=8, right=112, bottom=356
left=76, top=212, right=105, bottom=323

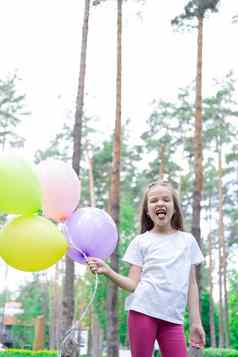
left=155, top=208, right=167, bottom=218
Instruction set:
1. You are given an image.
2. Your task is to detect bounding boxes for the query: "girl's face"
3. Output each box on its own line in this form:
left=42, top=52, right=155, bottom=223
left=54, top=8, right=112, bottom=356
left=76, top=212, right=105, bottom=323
left=147, top=184, right=175, bottom=231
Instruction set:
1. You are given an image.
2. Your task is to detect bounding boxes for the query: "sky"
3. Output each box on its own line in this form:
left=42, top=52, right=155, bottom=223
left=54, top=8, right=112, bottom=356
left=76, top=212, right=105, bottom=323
left=0, top=0, right=238, bottom=293
left=0, top=0, right=237, bottom=154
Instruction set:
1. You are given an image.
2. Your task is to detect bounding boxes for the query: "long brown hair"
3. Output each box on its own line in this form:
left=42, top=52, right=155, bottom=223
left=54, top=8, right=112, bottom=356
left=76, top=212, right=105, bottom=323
left=139, top=180, right=184, bottom=234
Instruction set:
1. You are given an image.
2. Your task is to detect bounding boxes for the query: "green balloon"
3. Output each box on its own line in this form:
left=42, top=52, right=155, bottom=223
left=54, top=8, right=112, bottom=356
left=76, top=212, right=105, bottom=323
left=0, top=154, right=42, bottom=215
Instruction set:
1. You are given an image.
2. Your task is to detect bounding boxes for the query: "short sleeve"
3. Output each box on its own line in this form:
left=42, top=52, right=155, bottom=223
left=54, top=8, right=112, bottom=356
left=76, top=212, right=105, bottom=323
left=122, top=236, right=143, bottom=267
left=190, top=236, right=204, bottom=265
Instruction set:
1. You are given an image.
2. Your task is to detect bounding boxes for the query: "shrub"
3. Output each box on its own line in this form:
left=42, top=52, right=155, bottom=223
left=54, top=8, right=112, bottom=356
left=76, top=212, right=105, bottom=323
left=154, top=348, right=238, bottom=357
left=203, top=348, right=238, bottom=357
left=0, top=350, right=57, bottom=357
left=0, top=350, right=87, bottom=357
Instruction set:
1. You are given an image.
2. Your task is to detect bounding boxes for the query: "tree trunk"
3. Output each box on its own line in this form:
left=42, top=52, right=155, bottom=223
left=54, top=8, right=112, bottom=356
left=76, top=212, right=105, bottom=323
left=218, top=146, right=230, bottom=347
left=191, top=15, right=203, bottom=293
left=49, top=267, right=56, bottom=349
left=33, top=315, right=45, bottom=350
left=86, top=143, right=96, bottom=208
left=61, top=256, right=75, bottom=337
left=208, top=233, right=216, bottom=347
left=50, top=263, right=62, bottom=349
left=87, top=309, right=92, bottom=356
left=218, top=146, right=225, bottom=348
left=72, top=0, right=90, bottom=175
left=207, top=196, right=216, bottom=347
left=107, top=1, right=122, bottom=357
left=91, top=316, right=103, bottom=357
left=218, top=144, right=230, bottom=346
left=61, top=0, right=91, bottom=342
left=87, top=145, right=103, bottom=357
left=159, top=144, right=165, bottom=179
left=218, top=241, right=224, bottom=348
left=223, top=250, right=230, bottom=347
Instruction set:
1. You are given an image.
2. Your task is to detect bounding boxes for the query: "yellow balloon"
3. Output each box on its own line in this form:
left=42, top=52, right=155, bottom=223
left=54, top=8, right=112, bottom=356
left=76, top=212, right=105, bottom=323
left=0, top=215, right=68, bottom=272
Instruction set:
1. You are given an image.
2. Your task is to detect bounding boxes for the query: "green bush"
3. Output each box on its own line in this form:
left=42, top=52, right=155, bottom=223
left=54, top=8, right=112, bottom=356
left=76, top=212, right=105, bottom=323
left=2, top=348, right=238, bottom=357
left=153, top=348, right=238, bottom=357
left=0, top=350, right=57, bottom=357
left=0, top=350, right=87, bottom=357
left=203, top=348, right=238, bottom=357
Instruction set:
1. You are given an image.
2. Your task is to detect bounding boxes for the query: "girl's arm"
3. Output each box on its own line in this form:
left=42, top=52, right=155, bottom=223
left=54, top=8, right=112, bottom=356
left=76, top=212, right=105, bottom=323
left=188, top=265, right=205, bottom=348
left=188, top=266, right=202, bottom=325
left=87, top=257, right=141, bottom=292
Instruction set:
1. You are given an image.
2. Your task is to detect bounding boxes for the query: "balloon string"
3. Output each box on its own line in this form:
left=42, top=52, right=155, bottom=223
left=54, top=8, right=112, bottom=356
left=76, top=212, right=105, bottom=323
left=60, top=223, right=88, bottom=261
left=58, top=223, right=98, bottom=357
left=59, top=273, right=98, bottom=355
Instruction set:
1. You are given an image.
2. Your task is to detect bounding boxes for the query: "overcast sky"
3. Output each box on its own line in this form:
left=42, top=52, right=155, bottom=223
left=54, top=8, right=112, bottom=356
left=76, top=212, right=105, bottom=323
left=0, top=0, right=237, bottom=156
left=0, top=0, right=238, bottom=292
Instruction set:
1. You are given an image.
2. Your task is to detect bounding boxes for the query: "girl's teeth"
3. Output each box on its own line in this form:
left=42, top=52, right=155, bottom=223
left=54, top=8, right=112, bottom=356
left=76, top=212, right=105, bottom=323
left=156, top=211, right=166, bottom=215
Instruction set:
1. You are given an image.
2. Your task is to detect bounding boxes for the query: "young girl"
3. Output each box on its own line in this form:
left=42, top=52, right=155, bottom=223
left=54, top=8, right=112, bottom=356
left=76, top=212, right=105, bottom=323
left=87, top=180, right=205, bottom=357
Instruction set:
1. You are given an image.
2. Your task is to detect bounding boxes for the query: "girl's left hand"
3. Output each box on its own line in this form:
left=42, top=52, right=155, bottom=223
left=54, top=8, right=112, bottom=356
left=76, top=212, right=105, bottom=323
left=190, top=323, right=205, bottom=349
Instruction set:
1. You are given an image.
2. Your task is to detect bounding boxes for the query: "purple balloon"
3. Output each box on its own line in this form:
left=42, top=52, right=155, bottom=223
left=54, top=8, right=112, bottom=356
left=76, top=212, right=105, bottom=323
left=67, top=246, right=86, bottom=264
left=64, top=207, right=118, bottom=264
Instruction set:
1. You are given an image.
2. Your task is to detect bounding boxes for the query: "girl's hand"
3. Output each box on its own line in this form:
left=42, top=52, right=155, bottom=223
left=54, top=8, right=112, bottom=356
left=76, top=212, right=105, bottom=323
left=87, top=257, right=111, bottom=275
left=190, top=323, right=205, bottom=349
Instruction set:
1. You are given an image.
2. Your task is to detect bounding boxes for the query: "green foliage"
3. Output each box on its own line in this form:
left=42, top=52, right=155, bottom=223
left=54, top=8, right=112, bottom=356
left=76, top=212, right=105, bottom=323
left=200, top=291, right=219, bottom=347
left=2, top=349, right=238, bottom=357
left=120, top=196, right=136, bottom=236
left=229, top=272, right=238, bottom=349
left=118, top=286, right=128, bottom=346
left=203, top=348, right=238, bottom=357
left=34, top=123, right=73, bottom=163
left=171, top=0, right=220, bottom=30
left=117, top=239, right=132, bottom=346
left=203, top=73, right=238, bottom=251
left=203, top=74, right=238, bottom=150
left=0, top=350, right=57, bottom=357
left=140, top=86, right=195, bottom=220
left=89, top=272, right=108, bottom=331
left=87, top=138, right=113, bottom=207
left=73, top=270, right=108, bottom=346
left=11, top=275, right=50, bottom=349
left=183, top=307, right=190, bottom=343
left=81, top=119, right=144, bottom=209
left=0, top=73, right=29, bottom=150
left=11, top=325, right=34, bottom=350
left=141, top=98, right=184, bottom=181
left=183, top=290, right=219, bottom=348
left=0, top=289, right=12, bottom=308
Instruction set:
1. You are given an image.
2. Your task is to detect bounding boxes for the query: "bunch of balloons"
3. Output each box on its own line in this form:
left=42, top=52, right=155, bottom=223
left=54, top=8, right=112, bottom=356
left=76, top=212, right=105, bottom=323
left=0, top=154, right=118, bottom=272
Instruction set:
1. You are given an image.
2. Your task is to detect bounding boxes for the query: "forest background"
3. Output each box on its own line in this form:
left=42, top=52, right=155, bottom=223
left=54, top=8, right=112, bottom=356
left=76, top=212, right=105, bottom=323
left=0, top=0, right=238, bottom=356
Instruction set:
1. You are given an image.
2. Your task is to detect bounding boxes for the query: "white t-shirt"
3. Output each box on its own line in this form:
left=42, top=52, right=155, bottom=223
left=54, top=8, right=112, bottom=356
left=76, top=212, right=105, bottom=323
left=122, top=230, right=204, bottom=324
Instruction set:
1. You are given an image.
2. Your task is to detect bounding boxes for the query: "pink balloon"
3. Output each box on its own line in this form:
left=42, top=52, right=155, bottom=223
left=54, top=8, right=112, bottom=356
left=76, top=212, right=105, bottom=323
left=36, top=160, right=81, bottom=222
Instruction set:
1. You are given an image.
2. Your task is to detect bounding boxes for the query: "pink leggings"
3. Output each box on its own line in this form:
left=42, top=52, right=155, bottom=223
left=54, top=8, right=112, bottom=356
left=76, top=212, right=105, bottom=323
left=128, top=310, right=188, bottom=357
